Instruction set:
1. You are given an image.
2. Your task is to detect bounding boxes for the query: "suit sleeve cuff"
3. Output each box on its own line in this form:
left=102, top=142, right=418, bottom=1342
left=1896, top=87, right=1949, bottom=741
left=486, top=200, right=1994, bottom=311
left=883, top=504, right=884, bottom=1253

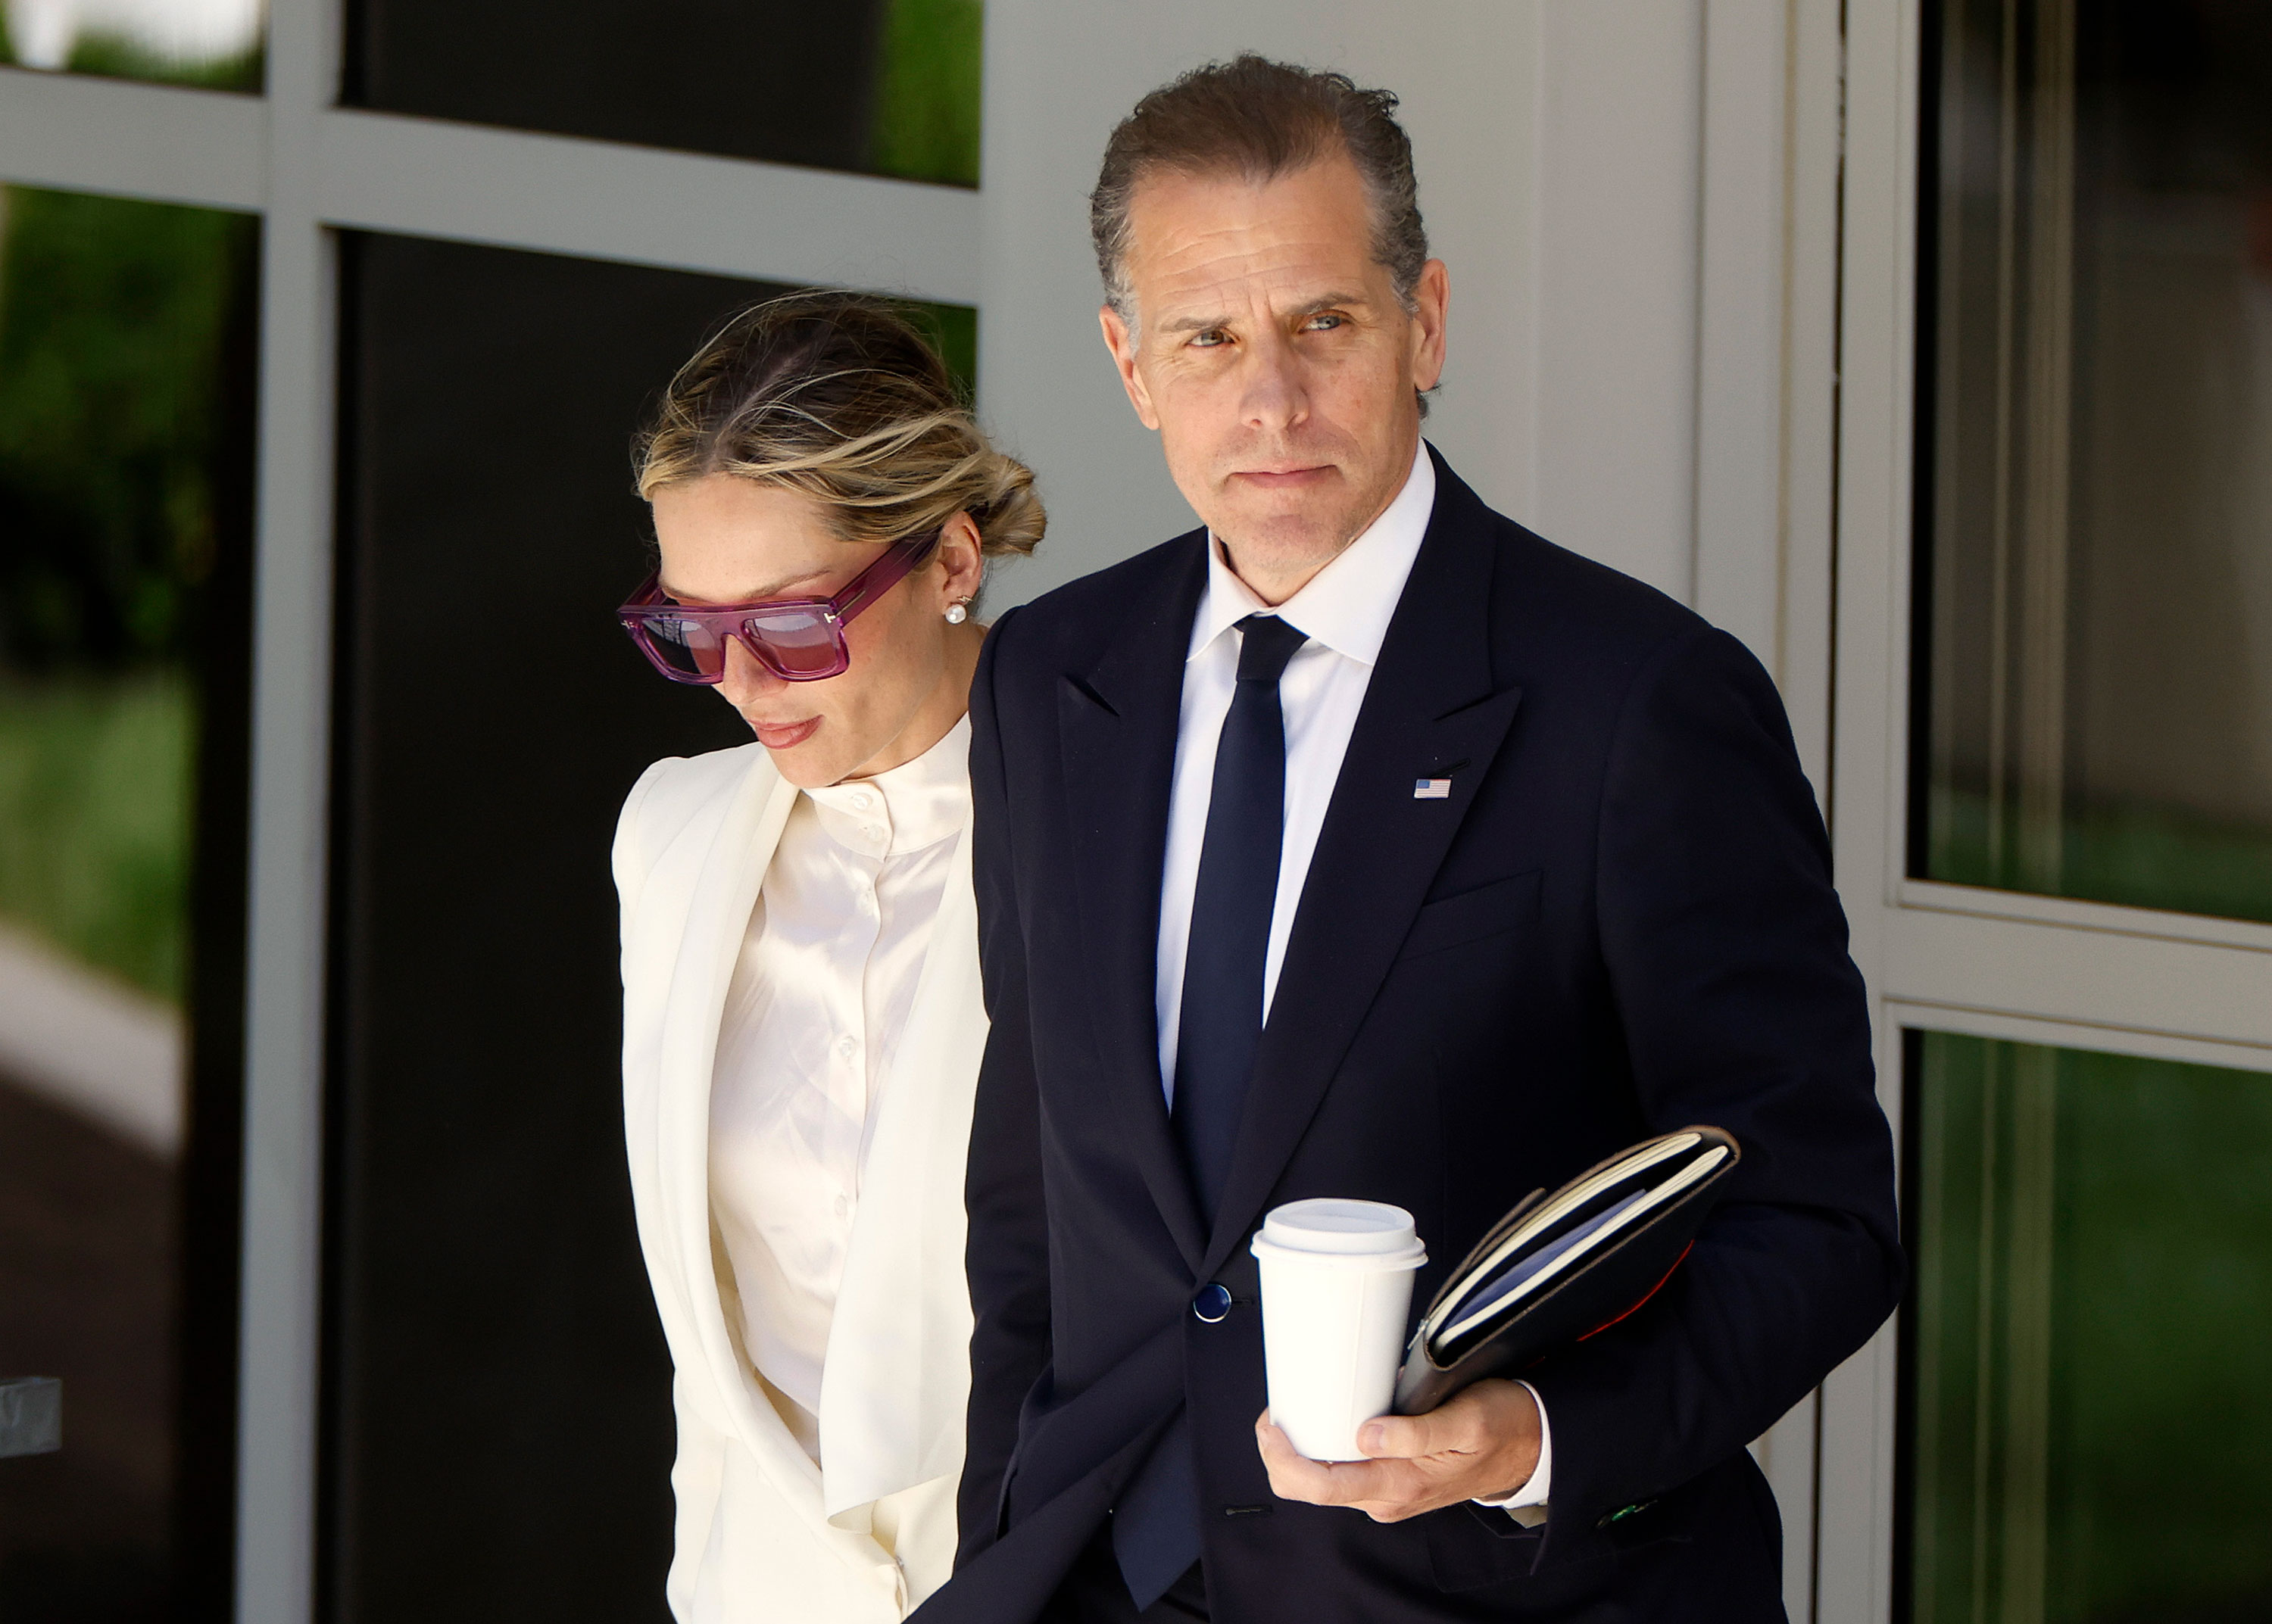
left=1471, top=1380, right=1551, bottom=1524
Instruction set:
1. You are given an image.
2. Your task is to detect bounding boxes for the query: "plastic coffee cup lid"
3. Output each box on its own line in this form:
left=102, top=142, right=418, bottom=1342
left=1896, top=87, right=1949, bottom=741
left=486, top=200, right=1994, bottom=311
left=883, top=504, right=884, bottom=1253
left=1252, top=1199, right=1426, bottom=1267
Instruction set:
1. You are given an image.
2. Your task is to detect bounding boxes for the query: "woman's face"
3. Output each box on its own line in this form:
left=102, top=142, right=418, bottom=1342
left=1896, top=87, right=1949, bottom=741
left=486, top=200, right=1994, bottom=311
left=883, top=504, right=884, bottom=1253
left=650, top=474, right=986, bottom=787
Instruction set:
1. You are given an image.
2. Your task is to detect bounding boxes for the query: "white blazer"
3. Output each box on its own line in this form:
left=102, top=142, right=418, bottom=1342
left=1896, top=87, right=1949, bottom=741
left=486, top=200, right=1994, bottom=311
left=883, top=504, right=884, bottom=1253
left=613, top=740, right=985, bottom=1621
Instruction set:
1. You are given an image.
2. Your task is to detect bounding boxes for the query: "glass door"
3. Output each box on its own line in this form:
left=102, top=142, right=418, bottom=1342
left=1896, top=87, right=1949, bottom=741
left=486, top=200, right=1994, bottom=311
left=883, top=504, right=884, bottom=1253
left=1916, top=0, right=2272, bottom=924
left=0, top=180, right=257, bottom=1622
left=1831, top=3, right=2272, bottom=1622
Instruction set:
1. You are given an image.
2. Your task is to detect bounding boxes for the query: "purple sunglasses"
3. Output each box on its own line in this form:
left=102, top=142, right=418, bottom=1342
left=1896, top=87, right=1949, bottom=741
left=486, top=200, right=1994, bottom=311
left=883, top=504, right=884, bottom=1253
left=617, top=528, right=941, bottom=684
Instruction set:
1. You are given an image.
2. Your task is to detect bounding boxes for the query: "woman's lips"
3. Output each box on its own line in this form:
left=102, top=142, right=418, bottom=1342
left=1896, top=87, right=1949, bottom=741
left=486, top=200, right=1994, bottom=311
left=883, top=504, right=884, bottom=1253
left=751, top=715, right=821, bottom=750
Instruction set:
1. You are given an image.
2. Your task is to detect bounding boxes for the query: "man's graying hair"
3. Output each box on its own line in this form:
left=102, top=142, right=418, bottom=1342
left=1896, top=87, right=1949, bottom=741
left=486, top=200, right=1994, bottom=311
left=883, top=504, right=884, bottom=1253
left=1089, top=55, right=1429, bottom=330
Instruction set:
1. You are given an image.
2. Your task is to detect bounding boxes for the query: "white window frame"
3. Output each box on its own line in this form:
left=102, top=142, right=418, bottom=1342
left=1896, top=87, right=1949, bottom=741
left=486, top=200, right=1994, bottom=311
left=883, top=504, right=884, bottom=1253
left=1691, top=2, right=1847, bottom=1613
left=0, top=5, right=978, bottom=1618
left=1821, top=4, right=2272, bottom=1622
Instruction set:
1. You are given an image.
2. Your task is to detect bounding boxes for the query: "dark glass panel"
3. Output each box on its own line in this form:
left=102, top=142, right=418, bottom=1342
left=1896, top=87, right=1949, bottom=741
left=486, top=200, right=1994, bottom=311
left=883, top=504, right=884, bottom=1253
left=0, top=0, right=263, bottom=91
left=326, top=242, right=972, bottom=1619
left=919, top=300, right=978, bottom=400
left=324, top=232, right=769, bottom=1623
left=0, top=184, right=257, bottom=1619
left=1915, top=0, right=2272, bottom=921
left=345, top=0, right=981, bottom=186
left=1902, top=1031, right=2272, bottom=1624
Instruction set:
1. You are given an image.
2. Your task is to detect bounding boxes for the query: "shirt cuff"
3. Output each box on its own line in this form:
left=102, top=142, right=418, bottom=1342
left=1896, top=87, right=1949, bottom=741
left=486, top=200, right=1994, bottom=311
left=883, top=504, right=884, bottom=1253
left=1471, top=1380, right=1551, bottom=1526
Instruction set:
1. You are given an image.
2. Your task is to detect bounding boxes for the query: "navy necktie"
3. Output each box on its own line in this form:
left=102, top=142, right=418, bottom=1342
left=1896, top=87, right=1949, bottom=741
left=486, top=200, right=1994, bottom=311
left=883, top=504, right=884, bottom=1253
left=1115, top=613, right=1308, bottom=1613
left=1172, top=612, right=1309, bottom=1224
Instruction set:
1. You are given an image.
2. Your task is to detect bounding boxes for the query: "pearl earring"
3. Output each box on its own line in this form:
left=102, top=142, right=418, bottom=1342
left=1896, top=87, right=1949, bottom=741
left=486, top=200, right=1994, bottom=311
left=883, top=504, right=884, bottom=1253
left=944, top=600, right=970, bottom=625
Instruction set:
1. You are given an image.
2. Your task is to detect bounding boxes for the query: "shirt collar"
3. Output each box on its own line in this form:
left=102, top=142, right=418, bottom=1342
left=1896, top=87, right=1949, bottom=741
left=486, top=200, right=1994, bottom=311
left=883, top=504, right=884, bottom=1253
left=1188, top=438, right=1436, bottom=667
left=803, top=713, right=972, bottom=856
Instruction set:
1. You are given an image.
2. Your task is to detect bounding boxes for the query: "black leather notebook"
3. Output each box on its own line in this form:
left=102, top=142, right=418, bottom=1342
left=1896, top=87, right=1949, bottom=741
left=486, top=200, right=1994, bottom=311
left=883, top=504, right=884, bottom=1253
left=1391, top=1127, right=1740, bottom=1416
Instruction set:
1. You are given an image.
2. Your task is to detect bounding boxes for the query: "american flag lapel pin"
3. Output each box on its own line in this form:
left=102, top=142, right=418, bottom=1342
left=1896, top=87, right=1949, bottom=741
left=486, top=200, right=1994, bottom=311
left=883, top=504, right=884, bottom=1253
left=1414, top=759, right=1466, bottom=800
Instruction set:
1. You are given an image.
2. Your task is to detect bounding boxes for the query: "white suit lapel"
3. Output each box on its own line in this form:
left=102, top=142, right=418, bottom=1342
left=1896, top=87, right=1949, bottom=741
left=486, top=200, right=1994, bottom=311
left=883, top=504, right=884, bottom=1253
left=642, top=754, right=816, bottom=1484
left=622, top=749, right=779, bottom=1404
left=817, top=822, right=985, bottom=1518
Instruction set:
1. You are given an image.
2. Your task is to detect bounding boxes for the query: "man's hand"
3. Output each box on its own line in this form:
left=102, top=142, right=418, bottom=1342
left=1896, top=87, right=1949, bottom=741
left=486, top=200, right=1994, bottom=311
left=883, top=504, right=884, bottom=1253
left=1255, top=1379, right=1542, bottom=1523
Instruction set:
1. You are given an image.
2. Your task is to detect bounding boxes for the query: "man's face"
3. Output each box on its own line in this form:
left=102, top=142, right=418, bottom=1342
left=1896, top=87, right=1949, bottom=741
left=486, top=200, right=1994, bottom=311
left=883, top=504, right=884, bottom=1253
left=1100, top=151, right=1447, bottom=598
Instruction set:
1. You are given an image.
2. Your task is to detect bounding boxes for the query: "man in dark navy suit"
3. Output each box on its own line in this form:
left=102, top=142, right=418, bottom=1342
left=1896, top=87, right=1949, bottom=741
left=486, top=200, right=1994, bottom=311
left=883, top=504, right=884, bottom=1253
left=924, top=55, right=1900, bottom=1624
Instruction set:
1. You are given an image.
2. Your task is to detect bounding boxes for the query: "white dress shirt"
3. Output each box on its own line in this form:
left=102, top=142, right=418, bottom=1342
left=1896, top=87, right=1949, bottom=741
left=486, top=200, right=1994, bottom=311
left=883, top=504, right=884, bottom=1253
left=710, top=716, right=972, bottom=1460
left=1152, top=441, right=1552, bottom=1516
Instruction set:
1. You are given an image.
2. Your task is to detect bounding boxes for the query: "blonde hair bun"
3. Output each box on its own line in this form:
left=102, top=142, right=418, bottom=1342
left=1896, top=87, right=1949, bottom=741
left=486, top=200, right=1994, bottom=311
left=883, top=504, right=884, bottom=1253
left=635, top=291, right=1044, bottom=561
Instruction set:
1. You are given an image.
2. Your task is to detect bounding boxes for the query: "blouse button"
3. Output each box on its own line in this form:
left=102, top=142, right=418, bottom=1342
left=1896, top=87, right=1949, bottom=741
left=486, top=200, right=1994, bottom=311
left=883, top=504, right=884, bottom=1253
left=850, top=790, right=875, bottom=811
left=838, top=1036, right=857, bottom=1059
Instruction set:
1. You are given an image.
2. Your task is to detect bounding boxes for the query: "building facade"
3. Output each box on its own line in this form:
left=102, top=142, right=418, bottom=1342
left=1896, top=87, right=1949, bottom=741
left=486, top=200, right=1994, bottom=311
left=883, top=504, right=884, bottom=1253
left=0, top=2, right=2264, bottom=1620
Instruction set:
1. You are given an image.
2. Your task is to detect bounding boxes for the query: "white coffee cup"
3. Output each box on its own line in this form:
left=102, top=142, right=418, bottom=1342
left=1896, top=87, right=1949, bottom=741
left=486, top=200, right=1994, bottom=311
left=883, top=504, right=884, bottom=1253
left=1250, top=1199, right=1428, bottom=1461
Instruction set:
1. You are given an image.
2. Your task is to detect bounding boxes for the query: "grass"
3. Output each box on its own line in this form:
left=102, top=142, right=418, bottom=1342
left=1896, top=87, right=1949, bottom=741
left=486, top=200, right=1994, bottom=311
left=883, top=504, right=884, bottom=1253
left=0, top=674, right=193, bottom=1004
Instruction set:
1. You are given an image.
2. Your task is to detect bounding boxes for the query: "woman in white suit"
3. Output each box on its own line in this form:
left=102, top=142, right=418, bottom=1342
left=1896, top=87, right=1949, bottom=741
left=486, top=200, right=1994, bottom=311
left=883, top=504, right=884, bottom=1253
left=610, top=294, right=1042, bottom=1621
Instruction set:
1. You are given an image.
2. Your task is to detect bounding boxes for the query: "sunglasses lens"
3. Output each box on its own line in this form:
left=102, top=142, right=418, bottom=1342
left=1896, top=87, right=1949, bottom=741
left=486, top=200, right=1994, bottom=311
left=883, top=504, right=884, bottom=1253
left=743, top=608, right=846, bottom=679
left=635, top=613, right=730, bottom=680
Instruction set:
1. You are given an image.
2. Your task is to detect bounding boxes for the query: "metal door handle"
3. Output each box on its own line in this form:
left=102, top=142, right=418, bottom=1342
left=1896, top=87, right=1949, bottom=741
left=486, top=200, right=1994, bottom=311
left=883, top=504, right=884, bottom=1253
left=0, top=1377, right=61, bottom=1458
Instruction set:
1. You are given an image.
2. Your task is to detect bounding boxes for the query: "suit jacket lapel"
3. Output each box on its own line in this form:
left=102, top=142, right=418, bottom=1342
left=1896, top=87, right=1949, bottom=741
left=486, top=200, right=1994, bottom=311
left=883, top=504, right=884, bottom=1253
left=648, top=756, right=817, bottom=1485
left=1056, top=533, right=1212, bottom=1274
left=1204, top=459, right=1524, bottom=1273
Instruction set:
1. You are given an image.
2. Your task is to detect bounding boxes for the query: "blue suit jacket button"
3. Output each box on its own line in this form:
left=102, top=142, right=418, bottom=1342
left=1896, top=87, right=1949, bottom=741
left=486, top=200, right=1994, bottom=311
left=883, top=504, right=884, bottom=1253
left=1192, top=1284, right=1233, bottom=1323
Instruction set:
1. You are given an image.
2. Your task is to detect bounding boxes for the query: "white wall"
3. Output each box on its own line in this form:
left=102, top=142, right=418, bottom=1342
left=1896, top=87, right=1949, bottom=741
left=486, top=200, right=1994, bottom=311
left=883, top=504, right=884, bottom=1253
left=976, top=0, right=1707, bottom=606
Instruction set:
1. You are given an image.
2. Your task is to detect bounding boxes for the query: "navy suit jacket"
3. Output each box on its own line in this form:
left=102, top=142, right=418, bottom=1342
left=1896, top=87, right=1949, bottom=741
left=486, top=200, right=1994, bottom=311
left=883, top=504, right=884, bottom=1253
left=922, top=450, right=1901, bottom=1622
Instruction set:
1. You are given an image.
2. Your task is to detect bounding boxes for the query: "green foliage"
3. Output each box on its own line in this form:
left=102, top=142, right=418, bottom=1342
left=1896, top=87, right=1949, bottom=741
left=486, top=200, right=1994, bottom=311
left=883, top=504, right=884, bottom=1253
left=64, top=33, right=264, bottom=93
left=0, top=186, right=256, bottom=671
left=2058, top=799, right=2272, bottom=927
left=0, top=20, right=262, bottom=90
left=0, top=176, right=253, bottom=998
left=0, top=675, right=193, bottom=1001
left=1910, top=1036, right=2272, bottom=1624
left=909, top=302, right=979, bottom=402
left=2049, top=1049, right=2272, bottom=1619
left=1927, top=787, right=2272, bottom=927
left=870, top=0, right=982, bottom=188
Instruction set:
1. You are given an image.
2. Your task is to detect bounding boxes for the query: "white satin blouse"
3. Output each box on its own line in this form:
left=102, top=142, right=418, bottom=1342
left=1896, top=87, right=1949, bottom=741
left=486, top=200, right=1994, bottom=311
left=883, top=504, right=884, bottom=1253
left=707, top=716, right=974, bottom=1458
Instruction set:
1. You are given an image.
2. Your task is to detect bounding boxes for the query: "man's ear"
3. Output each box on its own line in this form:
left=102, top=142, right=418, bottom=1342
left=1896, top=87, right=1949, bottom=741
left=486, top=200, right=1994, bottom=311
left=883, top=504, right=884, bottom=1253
left=1409, top=259, right=1450, bottom=394
left=1098, top=304, right=1162, bottom=431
